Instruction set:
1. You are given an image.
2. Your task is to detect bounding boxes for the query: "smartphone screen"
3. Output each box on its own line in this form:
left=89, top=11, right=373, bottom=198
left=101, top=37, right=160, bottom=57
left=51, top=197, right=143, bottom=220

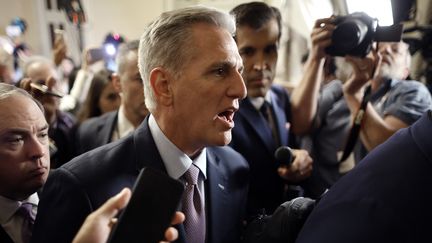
left=108, top=167, right=185, bottom=243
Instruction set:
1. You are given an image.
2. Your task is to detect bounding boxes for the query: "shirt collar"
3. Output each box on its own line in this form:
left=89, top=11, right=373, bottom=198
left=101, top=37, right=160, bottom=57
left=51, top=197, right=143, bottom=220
left=249, top=90, right=273, bottom=110
left=148, top=114, right=207, bottom=180
left=115, top=105, right=135, bottom=139
left=0, top=193, right=38, bottom=224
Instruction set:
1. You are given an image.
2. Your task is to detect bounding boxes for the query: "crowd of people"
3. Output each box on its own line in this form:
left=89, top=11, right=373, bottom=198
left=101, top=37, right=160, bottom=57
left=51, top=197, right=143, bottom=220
left=1, top=1, right=432, bottom=243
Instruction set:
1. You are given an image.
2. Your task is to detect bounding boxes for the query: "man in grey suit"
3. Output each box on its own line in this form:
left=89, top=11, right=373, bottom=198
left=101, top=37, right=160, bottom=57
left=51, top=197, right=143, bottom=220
left=32, top=6, right=249, bottom=243
left=74, top=40, right=149, bottom=155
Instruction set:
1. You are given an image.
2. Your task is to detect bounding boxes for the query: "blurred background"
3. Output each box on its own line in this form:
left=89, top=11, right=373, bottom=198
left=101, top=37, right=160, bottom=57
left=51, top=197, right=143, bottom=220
left=0, top=0, right=431, bottom=86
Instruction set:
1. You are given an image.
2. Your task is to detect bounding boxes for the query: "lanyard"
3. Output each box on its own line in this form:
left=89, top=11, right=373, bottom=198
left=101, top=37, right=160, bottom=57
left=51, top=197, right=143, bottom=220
left=339, top=85, right=372, bottom=163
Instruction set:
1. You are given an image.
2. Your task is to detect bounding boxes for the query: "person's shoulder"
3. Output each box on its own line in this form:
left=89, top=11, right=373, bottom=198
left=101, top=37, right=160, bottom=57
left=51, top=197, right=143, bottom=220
left=393, top=79, right=429, bottom=93
left=56, top=110, right=77, bottom=128
left=78, top=111, right=117, bottom=132
left=271, top=84, right=289, bottom=96
left=81, top=111, right=117, bottom=127
left=61, top=134, right=135, bottom=180
left=208, top=146, right=249, bottom=168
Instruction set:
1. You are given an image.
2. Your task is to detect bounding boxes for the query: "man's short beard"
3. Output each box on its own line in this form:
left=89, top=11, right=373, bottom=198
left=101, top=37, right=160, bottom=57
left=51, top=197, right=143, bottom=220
left=378, top=64, right=405, bottom=81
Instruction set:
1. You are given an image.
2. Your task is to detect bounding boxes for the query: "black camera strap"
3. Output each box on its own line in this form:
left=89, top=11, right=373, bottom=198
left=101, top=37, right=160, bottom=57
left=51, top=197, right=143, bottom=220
left=339, top=85, right=372, bottom=163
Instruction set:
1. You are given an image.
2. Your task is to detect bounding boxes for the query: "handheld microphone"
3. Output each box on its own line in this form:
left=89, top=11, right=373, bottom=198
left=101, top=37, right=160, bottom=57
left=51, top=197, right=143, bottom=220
left=274, top=146, right=295, bottom=166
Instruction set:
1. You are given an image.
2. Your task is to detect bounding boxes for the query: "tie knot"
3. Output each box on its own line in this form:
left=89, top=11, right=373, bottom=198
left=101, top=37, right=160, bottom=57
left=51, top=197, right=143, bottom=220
left=260, top=101, right=273, bottom=120
left=184, top=165, right=200, bottom=185
left=260, top=101, right=270, bottom=111
left=16, top=203, right=35, bottom=222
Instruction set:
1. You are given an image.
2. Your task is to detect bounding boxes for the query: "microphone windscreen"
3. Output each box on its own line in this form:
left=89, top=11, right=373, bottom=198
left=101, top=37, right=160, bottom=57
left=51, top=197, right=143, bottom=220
left=274, top=146, right=294, bottom=166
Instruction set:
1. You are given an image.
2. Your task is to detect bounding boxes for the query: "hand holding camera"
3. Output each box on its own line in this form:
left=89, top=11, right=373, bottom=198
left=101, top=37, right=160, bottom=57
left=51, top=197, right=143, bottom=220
left=309, top=17, right=336, bottom=61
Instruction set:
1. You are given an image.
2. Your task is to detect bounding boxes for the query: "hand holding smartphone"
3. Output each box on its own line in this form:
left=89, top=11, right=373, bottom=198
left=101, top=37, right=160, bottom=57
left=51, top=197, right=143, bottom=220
left=30, top=82, right=64, bottom=98
left=108, top=167, right=185, bottom=243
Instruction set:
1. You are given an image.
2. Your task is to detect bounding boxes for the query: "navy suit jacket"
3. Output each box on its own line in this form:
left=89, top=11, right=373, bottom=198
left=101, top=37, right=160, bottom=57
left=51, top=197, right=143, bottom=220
left=296, top=111, right=432, bottom=243
left=74, top=111, right=118, bottom=155
left=0, top=227, right=13, bottom=243
left=230, top=85, right=293, bottom=216
left=32, top=116, right=249, bottom=243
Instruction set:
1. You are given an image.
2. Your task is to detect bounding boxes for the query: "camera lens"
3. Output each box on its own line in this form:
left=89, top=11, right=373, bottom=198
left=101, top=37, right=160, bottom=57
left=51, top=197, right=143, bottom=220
left=332, top=19, right=368, bottom=54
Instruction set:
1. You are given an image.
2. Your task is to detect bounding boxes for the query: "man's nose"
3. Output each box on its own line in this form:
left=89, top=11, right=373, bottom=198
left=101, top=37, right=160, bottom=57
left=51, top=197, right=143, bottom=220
left=252, top=53, right=269, bottom=71
left=27, top=136, right=47, bottom=162
left=229, top=69, right=247, bottom=100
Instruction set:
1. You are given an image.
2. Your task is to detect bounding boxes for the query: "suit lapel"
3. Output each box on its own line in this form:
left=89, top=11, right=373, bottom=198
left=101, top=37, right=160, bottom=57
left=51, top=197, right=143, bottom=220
left=206, top=148, right=229, bottom=243
left=239, top=99, right=276, bottom=152
left=101, top=111, right=118, bottom=144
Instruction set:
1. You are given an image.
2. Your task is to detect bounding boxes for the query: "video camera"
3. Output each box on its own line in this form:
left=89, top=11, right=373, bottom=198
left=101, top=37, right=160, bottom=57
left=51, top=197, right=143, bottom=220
left=325, top=12, right=403, bottom=57
left=243, top=197, right=316, bottom=243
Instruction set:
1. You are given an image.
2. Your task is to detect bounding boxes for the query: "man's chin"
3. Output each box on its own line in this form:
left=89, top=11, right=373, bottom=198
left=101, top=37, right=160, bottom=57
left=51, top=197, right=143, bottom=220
left=247, top=88, right=267, bottom=98
left=211, top=131, right=232, bottom=147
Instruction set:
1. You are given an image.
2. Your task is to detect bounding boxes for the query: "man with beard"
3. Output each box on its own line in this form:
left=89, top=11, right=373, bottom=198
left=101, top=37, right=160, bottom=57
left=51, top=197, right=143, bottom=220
left=229, top=2, right=313, bottom=217
left=342, top=41, right=432, bottom=159
left=296, top=34, right=432, bottom=197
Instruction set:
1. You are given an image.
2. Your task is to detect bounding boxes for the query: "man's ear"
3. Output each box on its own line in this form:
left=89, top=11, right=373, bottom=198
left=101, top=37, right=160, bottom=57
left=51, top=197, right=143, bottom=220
left=111, top=73, right=122, bottom=93
left=149, top=67, right=172, bottom=106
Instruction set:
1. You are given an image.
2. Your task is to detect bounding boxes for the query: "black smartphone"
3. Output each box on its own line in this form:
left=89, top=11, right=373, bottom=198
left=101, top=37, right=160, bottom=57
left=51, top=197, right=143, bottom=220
left=29, top=82, right=64, bottom=98
left=108, top=167, right=185, bottom=243
left=87, top=48, right=105, bottom=63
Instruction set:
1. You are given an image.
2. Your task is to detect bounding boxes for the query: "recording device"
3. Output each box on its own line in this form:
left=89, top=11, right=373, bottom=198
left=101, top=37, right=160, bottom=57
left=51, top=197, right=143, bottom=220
left=243, top=197, right=316, bottom=243
left=275, top=146, right=295, bottom=166
left=30, top=82, right=64, bottom=98
left=108, top=167, right=184, bottom=243
left=87, top=48, right=105, bottom=63
left=325, top=12, right=403, bottom=57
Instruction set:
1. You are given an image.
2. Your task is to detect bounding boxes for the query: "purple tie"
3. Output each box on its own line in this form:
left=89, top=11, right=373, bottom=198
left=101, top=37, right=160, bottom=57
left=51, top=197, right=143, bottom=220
left=16, top=203, right=35, bottom=243
left=182, top=165, right=205, bottom=243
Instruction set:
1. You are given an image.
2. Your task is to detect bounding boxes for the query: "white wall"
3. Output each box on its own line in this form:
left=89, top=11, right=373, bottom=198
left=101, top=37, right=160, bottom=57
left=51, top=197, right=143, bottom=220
left=82, top=0, right=165, bottom=48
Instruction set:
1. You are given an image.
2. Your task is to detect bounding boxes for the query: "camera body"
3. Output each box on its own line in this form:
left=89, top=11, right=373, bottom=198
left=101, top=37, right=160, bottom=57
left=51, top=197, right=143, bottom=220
left=243, top=197, right=316, bottom=243
left=325, top=12, right=403, bottom=57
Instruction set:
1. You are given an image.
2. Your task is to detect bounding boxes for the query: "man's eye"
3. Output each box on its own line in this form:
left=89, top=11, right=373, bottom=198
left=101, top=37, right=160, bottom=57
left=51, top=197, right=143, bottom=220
left=240, top=48, right=254, bottom=57
left=107, top=93, right=119, bottom=101
left=214, top=67, right=228, bottom=77
left=265, top=45, right=277, bottom=54
left=38, top=132, right=48, bottom=138
left=38, top=132, right=49, bottom=144
left=7, top=136, right=24, bottom=145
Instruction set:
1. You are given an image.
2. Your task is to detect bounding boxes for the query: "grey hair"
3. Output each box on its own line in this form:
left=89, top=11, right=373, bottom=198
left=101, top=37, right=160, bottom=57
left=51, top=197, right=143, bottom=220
left=116, top=39, right=140, bottom=75
left=22, top=55, right=54, bottom=78
left=0, top=83, right=44, bottom=112
left=138, top=6, right=236, bottom=112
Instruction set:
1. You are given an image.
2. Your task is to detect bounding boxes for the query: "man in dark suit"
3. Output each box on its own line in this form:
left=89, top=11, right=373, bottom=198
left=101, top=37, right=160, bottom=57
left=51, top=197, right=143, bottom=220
left=0, top=84, right=181, bottom=243
left=229, top=2, right=313, bottom=216
left=296, top=110, right=432, bottom=243
left=74, top=40, right=149, bottom=155
left=0, top=83, right=49, bottom=243
left=32, top=6, right=249, bottom=243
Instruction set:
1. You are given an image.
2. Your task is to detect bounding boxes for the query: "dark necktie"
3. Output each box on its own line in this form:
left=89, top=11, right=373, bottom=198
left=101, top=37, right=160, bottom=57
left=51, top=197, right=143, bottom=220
left=16, top=203, right=35, bottom=243
left=260, top=101, right=280, bottom=146
left=182, top=165, right=205, bottom=243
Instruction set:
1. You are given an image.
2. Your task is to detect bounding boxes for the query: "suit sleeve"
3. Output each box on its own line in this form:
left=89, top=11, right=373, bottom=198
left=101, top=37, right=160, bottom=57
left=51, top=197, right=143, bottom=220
left=31, top=168, right=93, bottom=243
left=295, top=198, right=403, bottom=243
